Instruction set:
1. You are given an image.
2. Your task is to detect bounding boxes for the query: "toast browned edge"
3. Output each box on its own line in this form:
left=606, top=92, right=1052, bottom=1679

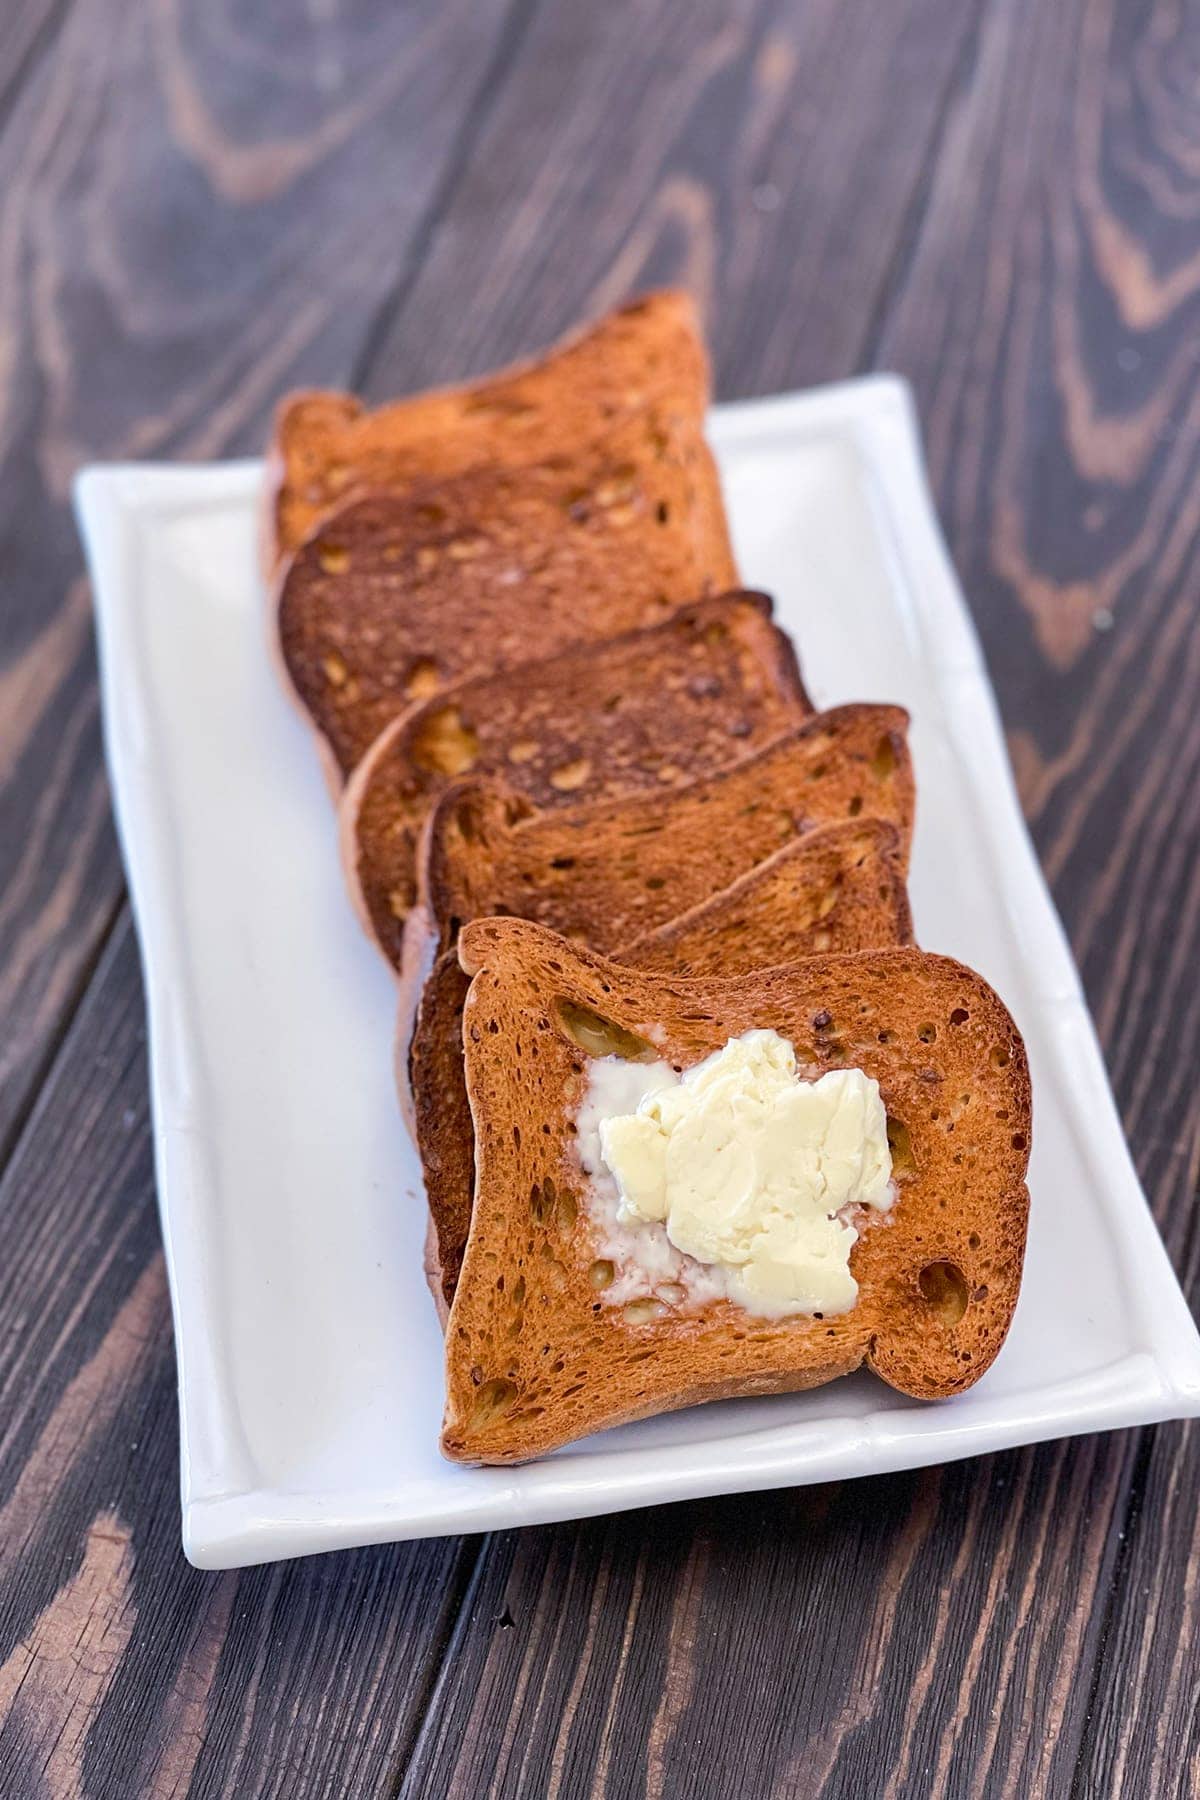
left=413, top=702, right=914, bottom=965
left=442, top=919, right=1031, bottom=1465
left=272, top=405, right=739, bottom=780
left=263, top=290, right=709, bottom=575
left=410, top=818, right=913, bottom=1317
left=341, top=591, right=813, bottom=969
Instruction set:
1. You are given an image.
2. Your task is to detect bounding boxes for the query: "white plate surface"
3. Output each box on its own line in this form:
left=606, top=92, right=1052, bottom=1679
left=76, top=377, right=1200, bottom=1569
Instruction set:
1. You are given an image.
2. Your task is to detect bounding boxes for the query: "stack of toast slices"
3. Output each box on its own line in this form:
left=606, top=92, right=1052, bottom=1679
left=265, top=291, right=1032, bottom=1468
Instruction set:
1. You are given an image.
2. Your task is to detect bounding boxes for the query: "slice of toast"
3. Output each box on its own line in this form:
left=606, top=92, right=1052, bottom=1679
left=414, top=703, right=913, bottom=964
left=274, top=405, right=738, bottom=778
left=343, top=591, right=811, bottom=966
left=264, top=291, right=709, bottom=570
left=443, top=918, right=1031, bottom=1464
left=618, top=817, right=914, bottom=973
left=412, top=819, right=913, bottom=1313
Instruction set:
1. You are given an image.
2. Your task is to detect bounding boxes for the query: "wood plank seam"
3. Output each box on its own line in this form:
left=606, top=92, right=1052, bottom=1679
left=348, top=0, right=544, bottom=397
left=854, top=0, right=990, bottom=374
left=0, top=886, right=126, bottom=1189
left=384, top=1532, right=495, bottom=1798
left=1066, top=1424, right=1156, bottom=1800
left=391, top=1532, right=498, bottom=1798
left=0, top=0, right=75, bottom=143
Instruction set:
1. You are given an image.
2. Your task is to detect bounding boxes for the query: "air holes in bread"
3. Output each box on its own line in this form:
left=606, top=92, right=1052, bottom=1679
left=468, top=1378, right=520, bottom=1430
left=918, top=1261, right=969, bottom=1325
left=554, top=998, right=656, bottom=1061
left=871, top=733, right=897, bottom=779
left=412, top=706, right=479, bottom=775
left=317, top=542, right=349, bottom=575
left=991, top=1043, right=1011, bottom=1069
left=886, top=1116, right=916, bottom=1179
left=589, top=1260, right=614, bottom=1290
left=950, top=1007, right=970, bottom=1026
left=549, top=757, right=592, bottom=791
left=530, top=1182, right=551, bottom=1224
left=450, top=797, right=481, bottom=850
left=847, top=795, right=863, bottom=817
left=917, top=1022, right=937, bottom=1044
left=406, top=658, right=440, bottom=700
left=625, top=1297, right=668, bottom=1324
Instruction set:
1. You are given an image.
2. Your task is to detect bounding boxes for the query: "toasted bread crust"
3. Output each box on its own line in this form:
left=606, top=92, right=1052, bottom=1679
left=264, top=291, right=709, bottom=571
left=443, top=921, right=1032, bottom=1464
left=274, top=405, right=738, bottom=778
left=412, top=819, right=915, bottom=1310
left=344, top=592, right=812, bottom=966
left=420, top=704, right=913, bottom=959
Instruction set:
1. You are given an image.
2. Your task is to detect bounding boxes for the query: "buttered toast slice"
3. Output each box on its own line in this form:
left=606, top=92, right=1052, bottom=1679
left=343, top=592, right=811, bottom=966
left=264, top=291, right=709, bottom=571
left=443, top=919, right=1031, bottom=1464
left=275, top=406, right=738, bottom=779
left=412, top=703, right=913, bottom=965
left=412, top=819, right=913, bottom=1312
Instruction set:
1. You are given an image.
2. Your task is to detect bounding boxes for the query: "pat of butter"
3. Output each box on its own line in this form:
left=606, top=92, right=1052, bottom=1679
left=597, top=1030, right=893, bottom=1316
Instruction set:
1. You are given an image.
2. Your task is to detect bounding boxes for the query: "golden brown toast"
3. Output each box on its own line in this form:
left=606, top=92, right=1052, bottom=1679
left=619, top=818, right=914, bottom=972
left=442, top=919, right=1032, bottom=1464
left=343, top=592, right=811, bottom=966
left=274, top=405, right=738, bottom=779
left=412, top=819, right=913, bottom=1312
left=414, top=703, right=913, bottom=963
left=264, top=291, right=709, bottom=571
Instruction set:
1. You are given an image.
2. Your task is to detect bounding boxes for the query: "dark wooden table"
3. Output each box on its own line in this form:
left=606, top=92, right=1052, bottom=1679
left=2, top=2, right=1199, bottom=1794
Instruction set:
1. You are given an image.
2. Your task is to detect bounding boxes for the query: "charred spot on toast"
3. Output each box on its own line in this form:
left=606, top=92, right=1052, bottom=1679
left=918, top=1261, right=970, bottom=1325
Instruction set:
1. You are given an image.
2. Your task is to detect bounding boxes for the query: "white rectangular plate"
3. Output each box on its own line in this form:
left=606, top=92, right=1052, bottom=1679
left=77, top=377, right=1200, bottom=1569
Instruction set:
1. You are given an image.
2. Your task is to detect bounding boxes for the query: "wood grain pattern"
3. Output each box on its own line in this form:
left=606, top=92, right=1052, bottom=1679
left=0, top=0, right=516, bottom=1162
left=360, top=0, right=985, bottom=402
left=883, top=2, right=1200, bottom=1788
left=0, top=0, right=69, bottom=123
left=0, top=918, right=478, bottom=1798
left=403, top=1441, right=1129, bottom=1800
left=0, top=0, right=1198, bottom=1793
